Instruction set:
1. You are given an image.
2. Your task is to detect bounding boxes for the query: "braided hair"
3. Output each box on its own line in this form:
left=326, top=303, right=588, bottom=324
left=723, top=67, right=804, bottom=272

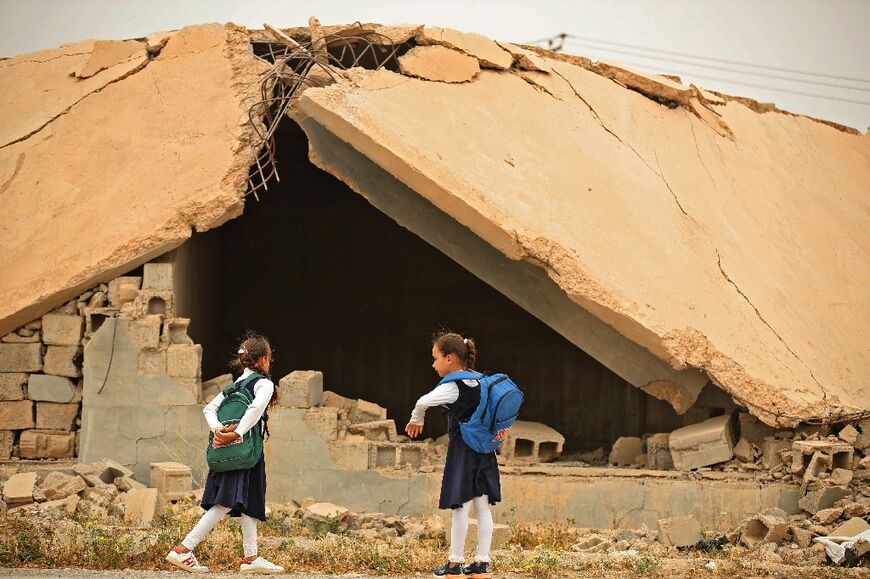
left=432, top=330, right=477, bottom=370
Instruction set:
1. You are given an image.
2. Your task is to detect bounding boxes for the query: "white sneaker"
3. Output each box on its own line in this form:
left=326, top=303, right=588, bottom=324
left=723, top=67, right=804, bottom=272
left=166, top=548, right=209, bottom=573
left=240, top=556, right=285, bottom=574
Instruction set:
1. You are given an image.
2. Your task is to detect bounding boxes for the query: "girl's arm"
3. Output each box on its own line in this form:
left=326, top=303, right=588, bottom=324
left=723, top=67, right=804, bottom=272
left=408, top=382, right=460, bottom=425
left=233, top=378, right=275, bottom=436
left=203, top=392, right=224, bottom=431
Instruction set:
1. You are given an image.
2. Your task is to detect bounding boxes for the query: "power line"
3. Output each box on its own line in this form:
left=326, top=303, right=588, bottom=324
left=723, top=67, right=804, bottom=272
left=561, top=44, right=870, bottom=106
left=563, top=37, right=870, bottom=92
left=528, top=33, right=870, bottom=85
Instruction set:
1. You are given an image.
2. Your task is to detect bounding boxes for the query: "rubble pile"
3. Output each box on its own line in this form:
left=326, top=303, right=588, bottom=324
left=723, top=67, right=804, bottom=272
left=0, top=459, right=193, bottom=528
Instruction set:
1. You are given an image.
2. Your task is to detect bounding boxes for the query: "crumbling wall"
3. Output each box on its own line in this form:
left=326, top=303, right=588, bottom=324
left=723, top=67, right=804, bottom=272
left=0, top=23, right=263, bottom=337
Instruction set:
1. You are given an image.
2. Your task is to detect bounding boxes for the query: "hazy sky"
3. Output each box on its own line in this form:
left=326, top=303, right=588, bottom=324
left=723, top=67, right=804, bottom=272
left=2, top=0, right=869, bottom=130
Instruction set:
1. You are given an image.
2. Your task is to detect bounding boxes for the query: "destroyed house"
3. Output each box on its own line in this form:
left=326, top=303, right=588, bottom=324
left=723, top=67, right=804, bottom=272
left=1, top=22, right=868, bottom=529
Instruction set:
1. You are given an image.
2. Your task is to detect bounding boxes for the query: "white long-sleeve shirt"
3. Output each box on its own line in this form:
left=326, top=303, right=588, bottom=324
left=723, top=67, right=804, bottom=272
left=203, top=368, right=274, bottom=436
left=408, top=379, right=479, bottom=425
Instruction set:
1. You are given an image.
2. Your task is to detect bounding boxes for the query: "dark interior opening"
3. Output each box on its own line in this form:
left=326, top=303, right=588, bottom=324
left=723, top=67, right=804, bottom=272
left=515, top=439, right=535, bottom=458
left=175, top=119, right=684, bottom=452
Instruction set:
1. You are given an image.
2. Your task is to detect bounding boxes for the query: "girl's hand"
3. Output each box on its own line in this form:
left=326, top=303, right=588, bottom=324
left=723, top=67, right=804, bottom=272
left=214, top=425, right=240, bottom=444
left=405, top=422, right=424, bottom=439
left=494, top=427, right=511, bottom=442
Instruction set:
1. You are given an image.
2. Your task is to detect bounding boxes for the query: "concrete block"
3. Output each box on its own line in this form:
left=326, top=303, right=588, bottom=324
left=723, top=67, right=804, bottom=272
left=18, top=429, right=75, bottom=458
left=41, top=314, right=84, bottom=346
left=277, top=370, right=323, bottom=408
left=35, top=402, right=79, bottom=430
left=322, top=390, right=355, bottom=413
left=657, top=514, right=702, bottom=547
left=370, top=443, right=398, bottom=469
left=40, top=471, right=87, bottom=501
left=43, top=346, right=82, bottom=378
left=738, top=411, right=776, bottom=444
left=82, top=307, right=117, bottom=337
left=831, top=517, right=870, bottom=538
left=792, top=440, right=853, bottom=475
left=142, top=263, right=174, bottom=290
left=0, top=373, right=27, bottom=400
left=500, top=420, right=565, bottom=465
left=3, top=471, right=37, bottom=505
left=327, top=440, right=370, bottom=470
left=163, top=318, right=193, bottom=345
left=760, top=437, right=791, bottom=469
left=149, top=461, right=193, bottom=502
left=0, top=343, right=42, bottom=372
left=740, top=508, right=788, bottom=547
left=28, top=374, right=77, bottom=402
left=125, top=487, right=160, bottom=527
left=304, top=501, right=348, bottom=522
left=130, top=289, right=175, bottom=318
left=0, top=400, right=34, bottom=429
left=397, top=444, right=424, bottom=469
left=814, top=507, right=844, bottom=525
left=302, top=407, right=340, bottom=440
left=0, top=431, right=13, bottom=459
left=646, top=433, right=673, bottom=470
left=94, top=459, right=135, bottom=484
left=138, top=349, right=166, bottom=375
left=839, top=425, right=859, bottom=445
left=108, top=276, right=142, bottom=308
left=669, top=415, right=734, bottom=470
left=347, top=419, right=397, bottom=442
left=798, top=486, right=851, bottom=515
left=609, top=436, right=643, bottom=466
left=733, top=438, right=759, bottom=462
left=351, top=398, right=387, bottom=424
left=201, top=374, right=232, bottom=403
left=166, top=344, right=201, bottom=380
left=129, top=316, right=161, bottom=350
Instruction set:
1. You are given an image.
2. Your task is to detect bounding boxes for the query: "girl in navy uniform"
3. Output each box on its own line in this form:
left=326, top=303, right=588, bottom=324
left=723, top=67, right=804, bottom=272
left=166, top=332, right=284, bottom=575
left=406, top=331, right=508, bottom=579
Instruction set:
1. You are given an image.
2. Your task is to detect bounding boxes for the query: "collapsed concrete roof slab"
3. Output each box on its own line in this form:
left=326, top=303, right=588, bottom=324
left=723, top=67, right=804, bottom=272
left=0, top=24, right=261, bottom=335
left=297, top=51, right=870, bottom=426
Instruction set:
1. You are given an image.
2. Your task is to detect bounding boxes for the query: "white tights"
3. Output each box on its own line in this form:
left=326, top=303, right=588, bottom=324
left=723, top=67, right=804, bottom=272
left=181, top=505, right=258, bottom=558
left=449, top=495, right=493, bottom=563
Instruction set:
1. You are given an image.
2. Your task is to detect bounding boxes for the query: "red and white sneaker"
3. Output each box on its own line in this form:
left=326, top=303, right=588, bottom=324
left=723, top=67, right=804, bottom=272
left=240, top=556, right=284, bottom=574
left=166, top=547, right=209, bottom=573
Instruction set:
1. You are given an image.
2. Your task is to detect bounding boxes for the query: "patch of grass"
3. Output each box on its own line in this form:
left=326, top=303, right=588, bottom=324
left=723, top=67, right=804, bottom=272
left=509, top=521, right=579, bottom=550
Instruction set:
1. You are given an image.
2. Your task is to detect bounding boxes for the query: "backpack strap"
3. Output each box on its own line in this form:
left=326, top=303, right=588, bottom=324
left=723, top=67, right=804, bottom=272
left=439, top=371, right=485, bottom=422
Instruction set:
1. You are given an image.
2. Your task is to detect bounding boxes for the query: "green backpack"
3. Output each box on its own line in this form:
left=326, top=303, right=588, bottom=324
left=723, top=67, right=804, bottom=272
left=206, top=373, right=268, bottom=472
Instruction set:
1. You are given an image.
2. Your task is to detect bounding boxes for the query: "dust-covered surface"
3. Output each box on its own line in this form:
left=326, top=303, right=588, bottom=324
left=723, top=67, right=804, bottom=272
left=297, top=26, right=870, bottom=427
left=0, top=24, right=263, bottom=337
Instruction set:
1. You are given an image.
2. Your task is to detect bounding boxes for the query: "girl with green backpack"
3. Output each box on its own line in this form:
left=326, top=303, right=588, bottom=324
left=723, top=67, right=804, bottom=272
left=166, top=332, right=284, bottom=574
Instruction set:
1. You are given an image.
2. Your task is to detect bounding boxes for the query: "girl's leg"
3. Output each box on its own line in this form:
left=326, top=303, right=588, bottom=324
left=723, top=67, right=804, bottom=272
left=180, top=505, right=232, bottom=551
left=471, top=495, right=493, bottom=563
left=449, top=500, right=473, bottom=563
left=240, top=514, right=258, bottom=559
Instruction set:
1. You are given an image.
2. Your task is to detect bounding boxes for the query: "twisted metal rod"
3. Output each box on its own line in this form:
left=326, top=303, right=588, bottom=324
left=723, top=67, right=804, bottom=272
left=245, top=25, right=402, bottom=198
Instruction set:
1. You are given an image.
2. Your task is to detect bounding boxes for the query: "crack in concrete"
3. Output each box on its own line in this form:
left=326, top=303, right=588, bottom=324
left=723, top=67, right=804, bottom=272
left=689, top=121, right=721, bottom=196
left=515, top=72, right=561, bottom=100
left=552, top=68, right=696, bottom=222
left=0, top=55, right=150, bottom=150
left=0, top=152, right=26, bottom=196
left=715, top=249, right=828, bottom=401
left=0, top=50, right=91, bottom=68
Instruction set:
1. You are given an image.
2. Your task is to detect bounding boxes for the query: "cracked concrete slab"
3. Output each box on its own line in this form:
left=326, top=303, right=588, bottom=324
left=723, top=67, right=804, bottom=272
left=0, top=23, right=262, bottom=337
left=299, top=45, right=870, bottom=425
left=398, top=45, right=479, bottom=83
left=416, top=26, right=513, bottom=70
left=497, top=42, right=551, bottom=72
left=75, top=40, right=146, bottom=79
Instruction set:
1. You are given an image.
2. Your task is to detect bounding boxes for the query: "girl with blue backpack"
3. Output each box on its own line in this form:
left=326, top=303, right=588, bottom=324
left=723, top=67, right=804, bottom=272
left=406, top=331, right=518, bottom=579
left=166, top=332, right=284, bottom=575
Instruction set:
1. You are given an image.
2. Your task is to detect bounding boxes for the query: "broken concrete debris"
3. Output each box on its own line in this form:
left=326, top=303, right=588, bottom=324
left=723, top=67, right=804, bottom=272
left=657, top=514, right=702, bottom=548
left=669, top=415, right=734, bottom=471
left=397, top=45, right=480, bottom=83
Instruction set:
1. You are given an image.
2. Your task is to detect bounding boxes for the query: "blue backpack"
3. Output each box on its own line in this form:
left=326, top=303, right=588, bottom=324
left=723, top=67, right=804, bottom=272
left=439, top=370, right=524, bottom=454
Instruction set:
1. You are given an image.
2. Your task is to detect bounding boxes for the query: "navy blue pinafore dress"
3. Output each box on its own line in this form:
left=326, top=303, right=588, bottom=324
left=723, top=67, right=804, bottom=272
left=200, top=377, right=267, bottom=521
left=439, top=378, right=502, bottom=510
